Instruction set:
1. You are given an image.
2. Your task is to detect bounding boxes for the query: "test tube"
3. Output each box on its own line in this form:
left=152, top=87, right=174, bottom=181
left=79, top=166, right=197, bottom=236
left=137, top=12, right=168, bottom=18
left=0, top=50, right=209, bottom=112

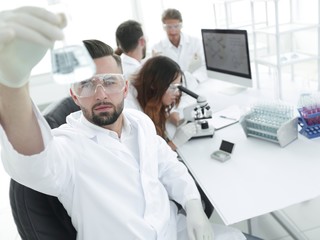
left=48, top=0, right=96, bottom=84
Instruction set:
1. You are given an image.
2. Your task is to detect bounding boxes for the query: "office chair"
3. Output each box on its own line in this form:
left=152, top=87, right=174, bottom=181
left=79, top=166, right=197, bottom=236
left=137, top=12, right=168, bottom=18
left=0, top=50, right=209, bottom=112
left=9, top=97, right=79, bottom=240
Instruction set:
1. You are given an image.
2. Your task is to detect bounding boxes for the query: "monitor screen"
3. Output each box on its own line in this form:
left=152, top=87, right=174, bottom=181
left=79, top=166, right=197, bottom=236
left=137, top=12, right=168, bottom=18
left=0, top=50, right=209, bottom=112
left=201, top=29, right=252, bottom=88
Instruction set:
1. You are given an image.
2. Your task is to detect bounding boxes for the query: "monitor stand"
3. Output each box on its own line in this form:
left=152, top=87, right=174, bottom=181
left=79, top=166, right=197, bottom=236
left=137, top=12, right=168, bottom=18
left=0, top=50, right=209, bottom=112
left=218, top=85, right=247, bottom=95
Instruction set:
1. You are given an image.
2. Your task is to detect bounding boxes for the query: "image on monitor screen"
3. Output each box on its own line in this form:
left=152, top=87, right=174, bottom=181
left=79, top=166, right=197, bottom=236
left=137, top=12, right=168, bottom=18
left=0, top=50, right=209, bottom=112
left=201, top=29, right=252, bottom=91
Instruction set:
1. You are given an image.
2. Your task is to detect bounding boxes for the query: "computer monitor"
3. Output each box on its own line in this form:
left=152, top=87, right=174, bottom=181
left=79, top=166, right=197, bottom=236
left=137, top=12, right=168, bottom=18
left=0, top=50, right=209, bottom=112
left=201, top=29, right=252, bottom=94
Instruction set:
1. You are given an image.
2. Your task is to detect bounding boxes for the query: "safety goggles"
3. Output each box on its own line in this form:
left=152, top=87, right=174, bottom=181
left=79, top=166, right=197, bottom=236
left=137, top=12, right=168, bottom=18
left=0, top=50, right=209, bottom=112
left=72, top=74, right=126, bottom=98
left=163, top=23, right=182, bottom=31
left=167, top=83, right=182, bottom=94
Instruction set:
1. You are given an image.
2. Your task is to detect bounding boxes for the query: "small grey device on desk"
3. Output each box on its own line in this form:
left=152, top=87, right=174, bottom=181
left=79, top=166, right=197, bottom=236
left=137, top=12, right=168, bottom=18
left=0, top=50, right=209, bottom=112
left=211, top=140, right=235, bottom=162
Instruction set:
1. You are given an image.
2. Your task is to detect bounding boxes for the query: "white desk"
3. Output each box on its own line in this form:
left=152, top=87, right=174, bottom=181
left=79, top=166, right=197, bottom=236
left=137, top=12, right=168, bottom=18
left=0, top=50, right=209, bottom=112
left=174, top=80, right=320, bottom=226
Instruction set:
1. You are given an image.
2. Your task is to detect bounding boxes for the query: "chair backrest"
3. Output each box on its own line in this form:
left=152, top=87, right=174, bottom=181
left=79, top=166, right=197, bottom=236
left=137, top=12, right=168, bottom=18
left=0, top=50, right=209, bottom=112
left=10, top=97, right=80, bottom=240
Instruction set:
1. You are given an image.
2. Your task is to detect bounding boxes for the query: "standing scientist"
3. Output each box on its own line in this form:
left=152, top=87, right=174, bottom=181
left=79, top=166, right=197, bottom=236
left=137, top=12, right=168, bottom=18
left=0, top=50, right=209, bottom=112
left=152, top=8, right=208, bottom=90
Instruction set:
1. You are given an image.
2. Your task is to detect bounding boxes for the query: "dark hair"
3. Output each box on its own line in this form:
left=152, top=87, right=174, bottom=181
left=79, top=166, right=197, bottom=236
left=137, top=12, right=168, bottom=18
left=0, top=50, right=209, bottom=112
left=161, top=8, right=183, bottom=23
left=82, top=39, right=122, bottom=69
left=115, top=20, right=143, bottom=53
left=132, top=56, right=184, bottom=137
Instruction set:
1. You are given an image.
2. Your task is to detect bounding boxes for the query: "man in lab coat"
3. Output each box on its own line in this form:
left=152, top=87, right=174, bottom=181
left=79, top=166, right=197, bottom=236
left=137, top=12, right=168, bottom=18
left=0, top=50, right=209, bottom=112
left=152, top=8, right=208, bottom=91
left=115, top=20, right=147, bottom=80
left=0, top=6, right=245, bottom=240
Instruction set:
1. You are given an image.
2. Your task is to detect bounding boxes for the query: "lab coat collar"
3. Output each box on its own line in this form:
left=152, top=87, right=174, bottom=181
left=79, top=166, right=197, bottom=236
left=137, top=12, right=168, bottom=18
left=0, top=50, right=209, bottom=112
left=66, top=110, right=132, bottom=142
left=164, top=32, right=189, bottom=48
left=65, top=109, right=153, bottom=170
left=121, top=54, right=141, bottom=67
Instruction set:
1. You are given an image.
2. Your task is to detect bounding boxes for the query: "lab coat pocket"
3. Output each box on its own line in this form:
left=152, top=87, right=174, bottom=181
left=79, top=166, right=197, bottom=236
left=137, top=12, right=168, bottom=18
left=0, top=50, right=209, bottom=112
left=188, top=53, right=202, bottom=73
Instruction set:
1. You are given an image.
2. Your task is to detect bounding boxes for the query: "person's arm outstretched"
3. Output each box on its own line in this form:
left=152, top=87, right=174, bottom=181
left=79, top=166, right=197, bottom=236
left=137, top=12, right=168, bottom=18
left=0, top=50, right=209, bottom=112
left=0, top=6, right=64, bottom=155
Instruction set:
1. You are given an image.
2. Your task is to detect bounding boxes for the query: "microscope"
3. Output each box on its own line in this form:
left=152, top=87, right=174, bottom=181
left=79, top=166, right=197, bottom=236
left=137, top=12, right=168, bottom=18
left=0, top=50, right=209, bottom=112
left=178, top=85, right=215, bottom=138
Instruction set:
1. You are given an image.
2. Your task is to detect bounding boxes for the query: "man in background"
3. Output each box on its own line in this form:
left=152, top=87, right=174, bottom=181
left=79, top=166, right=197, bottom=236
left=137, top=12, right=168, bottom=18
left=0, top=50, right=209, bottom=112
left=115, top=20, right=147, bottom=80
left=152, top=8, right=208, bottom=91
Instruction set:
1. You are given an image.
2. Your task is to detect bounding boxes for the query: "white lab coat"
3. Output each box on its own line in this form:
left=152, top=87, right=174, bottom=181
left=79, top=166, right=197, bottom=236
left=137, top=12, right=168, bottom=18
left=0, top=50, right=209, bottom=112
left=152, top=33, right=208, bottom=90
left=0, top=105, right=201, bottom=240
left=124, top=84, right=142, bottom=111
left=120, top=53, right=142, bottom=81
left=123, top=88, right=247, bottom=240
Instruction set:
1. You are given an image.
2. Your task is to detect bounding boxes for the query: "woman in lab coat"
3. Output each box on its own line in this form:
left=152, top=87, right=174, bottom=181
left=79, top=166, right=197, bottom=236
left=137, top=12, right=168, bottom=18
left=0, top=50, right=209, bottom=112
left=124, top=55, right=238, bottom=228
left=125, top=55, right=195, bottom=150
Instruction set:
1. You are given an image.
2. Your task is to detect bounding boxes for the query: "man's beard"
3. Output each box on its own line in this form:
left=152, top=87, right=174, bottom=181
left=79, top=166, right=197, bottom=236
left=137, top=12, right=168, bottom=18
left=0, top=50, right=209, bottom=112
left=83, top=100, right=124, bottom=126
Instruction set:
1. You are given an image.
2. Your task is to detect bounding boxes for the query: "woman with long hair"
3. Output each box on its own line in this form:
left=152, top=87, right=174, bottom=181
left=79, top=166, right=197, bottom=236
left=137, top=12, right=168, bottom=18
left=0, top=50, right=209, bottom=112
left=125, top=55, right=195, bottom=150
left=125, top=55, right=214, bottom=217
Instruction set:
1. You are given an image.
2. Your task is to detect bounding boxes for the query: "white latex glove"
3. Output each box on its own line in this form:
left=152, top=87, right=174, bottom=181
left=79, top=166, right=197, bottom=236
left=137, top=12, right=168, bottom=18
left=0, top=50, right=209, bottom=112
left=0, top=6, right=65, bottom=88
left=171, top=122, right=196, bottom=148
left=151, top=49, right=162, bottom=57
left=186, top=199, right=214, bottom=240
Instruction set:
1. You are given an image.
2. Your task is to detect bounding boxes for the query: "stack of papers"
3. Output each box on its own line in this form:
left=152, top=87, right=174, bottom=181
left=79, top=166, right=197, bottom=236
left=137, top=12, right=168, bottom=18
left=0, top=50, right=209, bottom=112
left=209, top=105, right=242, bottom=130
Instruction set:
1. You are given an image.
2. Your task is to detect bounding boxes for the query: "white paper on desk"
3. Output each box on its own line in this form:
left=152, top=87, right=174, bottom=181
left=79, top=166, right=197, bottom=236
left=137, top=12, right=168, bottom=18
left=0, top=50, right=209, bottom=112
left=209, top=105, right=242, bottom=130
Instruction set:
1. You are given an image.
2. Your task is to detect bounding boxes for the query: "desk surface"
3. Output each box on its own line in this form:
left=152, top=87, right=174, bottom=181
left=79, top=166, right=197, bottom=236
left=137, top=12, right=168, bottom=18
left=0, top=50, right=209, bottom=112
left=175, top=80, right=320, bottom=225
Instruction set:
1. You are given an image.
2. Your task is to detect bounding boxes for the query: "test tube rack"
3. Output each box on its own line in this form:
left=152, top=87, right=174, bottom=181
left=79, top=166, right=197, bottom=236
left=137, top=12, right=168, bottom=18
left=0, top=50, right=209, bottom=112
left=297, top=108, right=320, bottom=139
left=240, top=112, right=298, bottom=147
